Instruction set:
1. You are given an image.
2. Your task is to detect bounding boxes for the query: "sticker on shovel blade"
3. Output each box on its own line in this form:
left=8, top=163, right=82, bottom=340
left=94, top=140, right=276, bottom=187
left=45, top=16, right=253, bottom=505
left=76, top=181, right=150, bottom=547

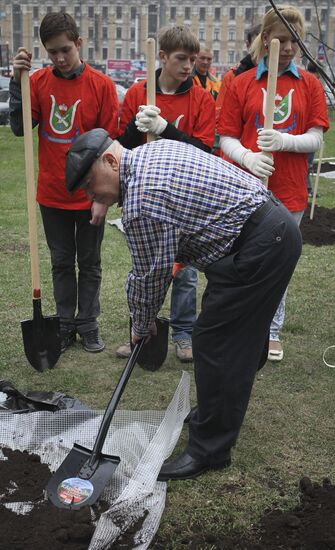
left=57, top=478, right=93, bottom=505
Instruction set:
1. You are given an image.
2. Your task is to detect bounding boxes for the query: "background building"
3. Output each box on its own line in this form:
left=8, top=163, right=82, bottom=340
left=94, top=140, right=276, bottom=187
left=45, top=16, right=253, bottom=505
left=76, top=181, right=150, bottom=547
left=0, top=0, right=334, bottom=80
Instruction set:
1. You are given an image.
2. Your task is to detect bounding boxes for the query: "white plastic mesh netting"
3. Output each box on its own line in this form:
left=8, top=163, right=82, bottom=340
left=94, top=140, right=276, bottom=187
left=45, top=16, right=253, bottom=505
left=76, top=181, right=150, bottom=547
left=0, top=372, right=190, bottom=549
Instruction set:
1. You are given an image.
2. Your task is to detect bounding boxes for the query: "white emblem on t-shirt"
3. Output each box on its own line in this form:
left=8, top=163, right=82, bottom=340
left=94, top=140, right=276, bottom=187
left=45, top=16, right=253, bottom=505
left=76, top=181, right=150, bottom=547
left=262, top=88, right=294, bottom=125
left=49, top=96, right=81, bottom=134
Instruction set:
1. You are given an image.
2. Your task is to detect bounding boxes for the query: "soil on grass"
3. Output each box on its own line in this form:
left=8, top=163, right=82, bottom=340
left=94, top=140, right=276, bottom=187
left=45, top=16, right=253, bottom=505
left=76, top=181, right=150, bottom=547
left=300, top=205, right=335, bottom=246
left=2, top=448, right=335, bottom=550
left=0, top=448, right=95, bottom=550
left=0, top=447, right=147, bottom=550
left=153, top=477, right=335, bottom=550
left=317, top=161, right=335, bottom=174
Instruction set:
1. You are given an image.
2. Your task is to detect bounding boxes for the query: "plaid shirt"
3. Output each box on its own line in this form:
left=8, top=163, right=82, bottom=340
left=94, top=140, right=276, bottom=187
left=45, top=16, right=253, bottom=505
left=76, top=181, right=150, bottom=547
left=119, top=140, right=269, bottom=338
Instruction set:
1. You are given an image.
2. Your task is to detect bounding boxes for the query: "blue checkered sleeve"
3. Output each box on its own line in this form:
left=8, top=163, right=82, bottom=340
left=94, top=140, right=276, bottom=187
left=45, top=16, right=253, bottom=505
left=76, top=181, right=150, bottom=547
left=124, top=217, right=179, bottom=338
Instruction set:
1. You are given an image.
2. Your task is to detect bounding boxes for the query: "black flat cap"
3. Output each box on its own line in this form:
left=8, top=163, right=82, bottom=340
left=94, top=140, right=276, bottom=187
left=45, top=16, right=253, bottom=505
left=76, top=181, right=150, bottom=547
left=66, top=128, right=113, bottom=192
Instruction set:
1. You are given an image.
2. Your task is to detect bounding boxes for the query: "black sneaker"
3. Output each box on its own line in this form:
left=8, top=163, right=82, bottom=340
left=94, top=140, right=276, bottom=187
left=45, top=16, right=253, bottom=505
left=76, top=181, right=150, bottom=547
left=81, top=329, right=105, bottom=353
left=60, top=331, right=76, bottom=353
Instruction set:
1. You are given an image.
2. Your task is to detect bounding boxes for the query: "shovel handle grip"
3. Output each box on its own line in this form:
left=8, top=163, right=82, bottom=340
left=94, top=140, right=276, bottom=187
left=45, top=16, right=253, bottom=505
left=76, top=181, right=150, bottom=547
left=263, top=38, right=280, bottom=188
left=21, top=70, right=40, bottom=296
left=146, top=38, right=156, bottom=143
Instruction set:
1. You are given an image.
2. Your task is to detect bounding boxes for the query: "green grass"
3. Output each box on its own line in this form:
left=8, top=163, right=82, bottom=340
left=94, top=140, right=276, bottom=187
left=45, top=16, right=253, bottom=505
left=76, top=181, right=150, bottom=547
left=0, top=124, right=335, bottom=548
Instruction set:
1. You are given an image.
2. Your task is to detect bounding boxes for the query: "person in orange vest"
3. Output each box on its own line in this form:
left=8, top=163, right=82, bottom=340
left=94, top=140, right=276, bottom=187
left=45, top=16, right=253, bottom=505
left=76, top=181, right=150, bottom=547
left=192, top=47, right=221, bottom=154
left=192, top=47, right=221, bottom=100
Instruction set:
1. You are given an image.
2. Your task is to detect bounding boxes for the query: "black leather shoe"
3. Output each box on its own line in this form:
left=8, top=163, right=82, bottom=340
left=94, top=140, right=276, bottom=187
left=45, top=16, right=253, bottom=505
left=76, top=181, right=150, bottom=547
left=157, top=450, right=231, bottom=481
left=184, top=405, right=198, bottom=424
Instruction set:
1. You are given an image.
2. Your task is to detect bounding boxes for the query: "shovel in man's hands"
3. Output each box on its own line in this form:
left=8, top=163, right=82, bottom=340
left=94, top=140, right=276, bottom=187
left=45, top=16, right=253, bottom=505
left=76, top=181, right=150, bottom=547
left=46, top=339, right=146, bottom=509
left=20, top=70, right=61, bottom=372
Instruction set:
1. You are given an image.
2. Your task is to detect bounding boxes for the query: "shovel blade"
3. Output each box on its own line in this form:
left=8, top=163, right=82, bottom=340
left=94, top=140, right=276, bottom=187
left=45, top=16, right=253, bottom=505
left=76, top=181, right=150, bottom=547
left=130, top=316, right=169, bottom=371
left=46, top=443, right=120, bottom=509
left=21, top=305, right=61, bottom=372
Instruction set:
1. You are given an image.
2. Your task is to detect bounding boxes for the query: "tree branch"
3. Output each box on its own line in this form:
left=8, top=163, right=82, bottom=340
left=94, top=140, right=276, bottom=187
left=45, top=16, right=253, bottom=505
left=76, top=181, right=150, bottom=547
left=312, top=0, right=335, bottom=82
left=267, top=0, right=335, bottom=97
left=306, top=32, right=335, bottom=54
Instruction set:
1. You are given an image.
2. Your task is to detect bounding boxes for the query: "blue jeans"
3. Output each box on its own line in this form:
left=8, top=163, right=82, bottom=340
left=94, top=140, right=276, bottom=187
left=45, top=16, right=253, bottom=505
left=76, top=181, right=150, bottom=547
left=270, top=210, right=304, bottom=341
left=170, top=266, right=198, bottom=342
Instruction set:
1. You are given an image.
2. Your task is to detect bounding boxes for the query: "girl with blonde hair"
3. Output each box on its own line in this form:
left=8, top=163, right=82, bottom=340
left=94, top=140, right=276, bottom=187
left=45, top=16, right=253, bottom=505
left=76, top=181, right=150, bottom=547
left=218, top=5, right=328, bottom=362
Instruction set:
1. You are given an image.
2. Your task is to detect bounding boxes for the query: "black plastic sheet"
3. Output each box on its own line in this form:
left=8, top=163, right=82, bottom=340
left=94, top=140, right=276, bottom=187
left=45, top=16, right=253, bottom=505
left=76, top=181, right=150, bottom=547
left=0, top=380, right=90, bottom=413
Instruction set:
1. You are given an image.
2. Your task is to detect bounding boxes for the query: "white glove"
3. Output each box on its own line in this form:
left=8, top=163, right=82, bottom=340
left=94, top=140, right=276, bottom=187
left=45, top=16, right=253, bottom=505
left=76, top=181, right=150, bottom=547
left=135, top=105, right=168, bottom=135
left=257, top=127, right=323, bottom=153
left=257, top=129, right=284, bottom=152
left=242, top=151, right=275, bottom=178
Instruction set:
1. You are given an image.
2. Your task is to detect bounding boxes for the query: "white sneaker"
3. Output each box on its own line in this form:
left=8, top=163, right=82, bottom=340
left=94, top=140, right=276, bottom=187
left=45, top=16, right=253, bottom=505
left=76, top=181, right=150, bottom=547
left=174, top=340, right=193, bottom=363
left=268, top=340, right=284, bottom=362
left=116, top=342, right=131, bottom=358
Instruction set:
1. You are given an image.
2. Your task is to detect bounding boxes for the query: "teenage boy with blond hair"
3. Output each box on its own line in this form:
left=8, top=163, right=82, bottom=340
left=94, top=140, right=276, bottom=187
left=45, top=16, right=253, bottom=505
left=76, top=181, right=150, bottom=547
left=117, top=25, right=216, bottom=363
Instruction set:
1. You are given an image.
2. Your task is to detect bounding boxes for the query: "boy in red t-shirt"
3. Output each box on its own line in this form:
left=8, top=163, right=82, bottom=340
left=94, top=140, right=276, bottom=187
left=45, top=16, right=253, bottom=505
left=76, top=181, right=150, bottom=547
left=117, top=25, right=215, bottom=363
left=10, top=12, right=119, bottom=353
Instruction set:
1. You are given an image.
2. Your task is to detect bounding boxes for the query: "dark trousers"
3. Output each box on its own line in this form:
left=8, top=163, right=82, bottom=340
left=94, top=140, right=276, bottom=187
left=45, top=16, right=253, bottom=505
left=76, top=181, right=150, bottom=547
left=40, top=206, right=105, bottom=335
left=188, top=198, right=302, bottom=464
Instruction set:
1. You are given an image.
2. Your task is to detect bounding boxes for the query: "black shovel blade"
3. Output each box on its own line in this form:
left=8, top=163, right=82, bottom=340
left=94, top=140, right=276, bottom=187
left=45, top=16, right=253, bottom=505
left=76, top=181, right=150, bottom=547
left=130, top=316, right=169, bottom=371
left=21, top=299, right=61, bottom=372
left=46, top=443, right=120, bottom=509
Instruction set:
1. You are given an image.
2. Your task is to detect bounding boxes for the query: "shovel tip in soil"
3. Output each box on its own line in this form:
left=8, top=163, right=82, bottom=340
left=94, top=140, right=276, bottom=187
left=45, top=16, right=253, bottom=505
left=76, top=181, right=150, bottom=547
left=46, top=443, right=121, bottom=510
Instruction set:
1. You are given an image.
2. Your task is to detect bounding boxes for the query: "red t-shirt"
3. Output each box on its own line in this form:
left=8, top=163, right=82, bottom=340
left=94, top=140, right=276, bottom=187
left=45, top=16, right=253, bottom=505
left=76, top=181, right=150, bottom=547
left=217, top=67, right=329, bottom=211
left=30, top=64, right=119, bottom=209
left=119, top=80, right=215, bottom=149
left=216, top=69, right=236, bottom=121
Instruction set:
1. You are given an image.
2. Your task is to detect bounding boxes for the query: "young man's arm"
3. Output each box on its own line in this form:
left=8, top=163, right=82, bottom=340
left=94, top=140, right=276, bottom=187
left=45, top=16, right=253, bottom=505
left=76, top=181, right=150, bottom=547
left=117, top=117, right=143, bottom=149
left=159, top=119, right=212, bottom=152
left=136, top=89, right=215, bottom=153
left=9, top=47, right=39, bottom=136
left=119, top=82, right=216, bottom=152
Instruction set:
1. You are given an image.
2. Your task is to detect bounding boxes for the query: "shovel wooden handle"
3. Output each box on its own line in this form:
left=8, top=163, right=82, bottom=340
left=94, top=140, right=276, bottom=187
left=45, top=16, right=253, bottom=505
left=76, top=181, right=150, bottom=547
left=21, top=70, right=40, bottom=298
left=146, top=38, right=156, bottom=143
left=263, top=38, right=280, bottom=188
left=310, top=141, right=324, bottom=220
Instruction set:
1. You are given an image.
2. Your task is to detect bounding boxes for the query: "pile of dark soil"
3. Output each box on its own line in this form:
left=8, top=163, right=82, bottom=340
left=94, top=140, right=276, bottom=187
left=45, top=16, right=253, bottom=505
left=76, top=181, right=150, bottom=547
left=0, top=448, right=95, bottom=550
left=317, top=161, right=335, bottom=174
left=0, top=447, right=147, bottom=550
left=2, top=448, right=335, bottom=549
left=153, top=477, right=335, bottom=550
left=231, top=477, right=335, bottom=550
left=300, top=205, right=335, bottom=246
